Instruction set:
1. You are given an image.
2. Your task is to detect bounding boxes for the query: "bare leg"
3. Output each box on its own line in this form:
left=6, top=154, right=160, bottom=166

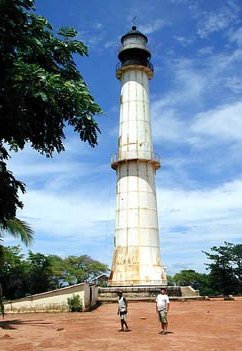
left=120, top=319, right=129, bottom=331
left=123, top=320, right=129, bottom=330
left=162, top=322, right=168, bottom=334
left=120, top=320, right=125, bottom=330
left=0, top=284, right=4, bottom=319
left=0, top=301, right=4, bottom=319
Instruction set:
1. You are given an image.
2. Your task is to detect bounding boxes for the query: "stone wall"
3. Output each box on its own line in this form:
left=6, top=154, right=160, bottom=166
left=4, top=283, right=98, bottom=313
left=180, top=286, right=200, bottom=297
left=98, top=285, right=182, bottom=302
left=98, top=285, right=203, bottom=302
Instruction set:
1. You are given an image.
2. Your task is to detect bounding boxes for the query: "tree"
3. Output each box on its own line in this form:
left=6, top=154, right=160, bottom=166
left=172, top=269, right=213, bottom=296
left=0, top=0, right=102, bottom=225
left=45, top=254, right=68, bottom=289
left=203, top=242, right=242, bottom=295
left=0, top=220, right=33, bottom=314
left=0, top=246, right=30, bottom=300
left=0, top=247, right=109, bottom=300
left=63, top=255, right=109, bottom=285
left=0, top=248, right=61, bottom=299
left=166, top=274, right=175, bottom=286
left=27, top=252, right=55, bottom=294
left=0, top=218, right=33, bottom=247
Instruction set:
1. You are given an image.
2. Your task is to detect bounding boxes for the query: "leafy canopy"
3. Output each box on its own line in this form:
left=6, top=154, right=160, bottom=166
left=0, top=0, right=102, bottom=225
left=0, top=246, right=109, bottom=299
left=167, top=242, right=242, bottom=296
left=203, top=242, right=242, bottom=295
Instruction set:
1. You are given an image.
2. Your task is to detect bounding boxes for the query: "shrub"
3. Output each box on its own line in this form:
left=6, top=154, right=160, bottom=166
left=67, top=294, right=83, bottom=312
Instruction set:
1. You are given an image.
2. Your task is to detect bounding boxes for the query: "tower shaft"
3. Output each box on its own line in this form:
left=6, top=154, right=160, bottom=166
left=119, top=69, right=153, bottom=160
left=109, top=27, right=167, bottom=286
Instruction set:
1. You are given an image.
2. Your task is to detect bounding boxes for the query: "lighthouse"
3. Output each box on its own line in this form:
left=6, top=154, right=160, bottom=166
left=109, top=26, right=167, bottom=286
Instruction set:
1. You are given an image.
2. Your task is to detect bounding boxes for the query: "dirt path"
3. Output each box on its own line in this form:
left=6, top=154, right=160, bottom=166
left=0, top=299, right=242, bottom=351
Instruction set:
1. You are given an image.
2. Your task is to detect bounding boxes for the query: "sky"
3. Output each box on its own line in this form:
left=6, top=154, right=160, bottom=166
left=5, top=0, right=242, bottom=275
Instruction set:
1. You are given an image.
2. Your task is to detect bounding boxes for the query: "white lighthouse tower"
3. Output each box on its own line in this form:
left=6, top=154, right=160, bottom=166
left=109, top=26, right=167, bottom=286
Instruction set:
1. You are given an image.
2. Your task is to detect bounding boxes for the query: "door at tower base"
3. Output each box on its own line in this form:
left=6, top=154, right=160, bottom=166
left=109, top=246, right=167, bottom=286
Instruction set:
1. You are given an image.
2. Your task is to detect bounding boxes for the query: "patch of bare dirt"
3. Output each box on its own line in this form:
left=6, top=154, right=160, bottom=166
left=0, top=298, right=242, bottom=351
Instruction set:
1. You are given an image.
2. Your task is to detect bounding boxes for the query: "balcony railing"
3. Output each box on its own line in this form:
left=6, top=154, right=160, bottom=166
left=111, top=151, right=160, bottom=170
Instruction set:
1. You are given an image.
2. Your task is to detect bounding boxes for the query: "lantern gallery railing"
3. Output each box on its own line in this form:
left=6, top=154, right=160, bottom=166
left=111, top=151, right=160, bottom=170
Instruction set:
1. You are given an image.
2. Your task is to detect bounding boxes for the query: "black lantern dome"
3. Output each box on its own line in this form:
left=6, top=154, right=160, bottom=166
left=116, top=26, right=153, bottom=79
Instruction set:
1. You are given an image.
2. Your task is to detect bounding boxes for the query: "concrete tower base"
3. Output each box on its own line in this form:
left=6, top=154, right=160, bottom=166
left=98, top=286, right=201, bottom=303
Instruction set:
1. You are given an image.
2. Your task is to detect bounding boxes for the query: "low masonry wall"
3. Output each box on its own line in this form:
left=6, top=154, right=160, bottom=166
left=180, top=286, right=200, bottom=297
left=98, top=285, right=202, bottom=302
left=4, top=283, right=99, bottom=313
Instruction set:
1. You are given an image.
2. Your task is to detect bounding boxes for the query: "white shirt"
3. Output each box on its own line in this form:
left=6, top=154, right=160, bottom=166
left=118, top=296, right=127, bottom=312
left=156, top=293, right=169, bottom=311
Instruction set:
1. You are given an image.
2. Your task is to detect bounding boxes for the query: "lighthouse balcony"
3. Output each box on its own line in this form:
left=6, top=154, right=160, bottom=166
left=116, top=62, right=154, bottom=79
left=116, top=61, right=154, bottom=71
left=111, top=151, right=160, bottom=170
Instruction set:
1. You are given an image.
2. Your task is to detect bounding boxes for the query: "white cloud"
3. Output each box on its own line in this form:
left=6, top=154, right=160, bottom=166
left=104, top=40, right=117, bottom=49
left=76, top=27, right=106, bottom=50
left=94, top=23, right=103, bottom=30
left=228, top=27, right=242, bottom=47
left=175, top=59, right=207, bottom=98
left=7, top=135, right=107, bottom=175
left=197, top=4, right=239, bottom=38
left=4, top=0, right=242, bottom=276
left=139, top=19, right=169, bottom=35
left=157, top=178, right=242, bottom=272
left=153, top=57, right=210, bottom=110
left=17, top=188, right=114, bottom=239
left=173, top=36, right=193, bottom=46
left=13, top=154, right=241, bottom=272
left=191, top=102, right=242, bottom=143
left=158, top=178, right=242, bottom=225
left=224, top=75, right=242, bottom=93
left=152, top=35, right=242, bottom=147
left=152, top=107, right=186, bottom=143
left=152, top=100, right=242, bottom=148
left=197, top=46, right=214, bottom=56
left=5, top=134, right=115, bottom=246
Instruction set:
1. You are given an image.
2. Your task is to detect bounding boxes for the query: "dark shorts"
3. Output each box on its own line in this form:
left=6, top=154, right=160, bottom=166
left=119, top=311, right=127, bottom=320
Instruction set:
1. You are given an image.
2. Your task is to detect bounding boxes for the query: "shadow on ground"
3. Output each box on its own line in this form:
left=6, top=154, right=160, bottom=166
left=0, top=319, right=53, bottom=330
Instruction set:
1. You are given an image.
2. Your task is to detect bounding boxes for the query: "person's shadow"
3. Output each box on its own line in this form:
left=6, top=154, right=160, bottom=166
left=158, top=331, right=174, bottom=335
left=0, top=319, right=53, bottom=330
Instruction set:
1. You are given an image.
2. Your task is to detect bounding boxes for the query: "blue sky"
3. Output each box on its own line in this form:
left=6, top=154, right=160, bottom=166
left=5, top=0, right=242, bottom=275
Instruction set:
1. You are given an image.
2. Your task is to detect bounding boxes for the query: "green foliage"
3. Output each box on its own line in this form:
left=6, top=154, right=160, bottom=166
left=173, top=269, right=212, bottom=296
left=67, top=294, right=82, bottom=312
left=0, top=246, right=31, bottom=299
left=0, top=218, right=34, bottom=300
left=27, top=252, right=54, bottom=294
left=203, top=242, right=242, bottom=295
left=167, top=242, right=242, bottom=296
left=166, top=274, right=175, bottom=286
left=63, top=255, right=109, bottom=285
left=0, top=0, right=102, bottom=225
left=0, top=218, right=33, bottom=246
left=0, top=246, right=109, bottom=299
left=0, top=146, right=26, bottom=225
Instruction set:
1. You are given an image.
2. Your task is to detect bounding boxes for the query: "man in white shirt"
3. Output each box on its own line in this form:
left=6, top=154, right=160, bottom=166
left=156, top=288, right=170, bottom=335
